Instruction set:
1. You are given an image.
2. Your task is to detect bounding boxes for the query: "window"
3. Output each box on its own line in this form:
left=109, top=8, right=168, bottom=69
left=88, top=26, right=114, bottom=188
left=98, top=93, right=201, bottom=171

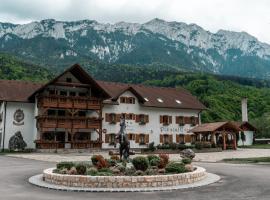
left=58, top=110, right=66, bottom=116
left=125, top=113, right=134, bottom=120
left=190, top=116, right=197, bottom=126
left=69, top=91, right=76, bottom=96
left=79, top=92, right=86, bottom=97
left=128, top=133, right=135, bottom=140
left=176, top=116, right=184, bottom=125
left=49, top=89, right=56, bottom=95
left=139, top=134, right=145, bottom=145
left=136, top=114, right=149, bottom=125
left=163, top=134, right=170, bottom=144
left=177, top=134, right=185, bottom=144
left=109, top=134, right=116, bottom=145
left=109, top=113, right=116, bottom=123
left=120, top=97, right=135, bottom=104
left=60, top=91, right=67, bottom=96
left=160, top=115, right=171, bottom=125
left=175, top=99, right=182, bottom=104
left=47, top=109, right=56, bottom=116
left=66, top=78, right=72, bottom=83
left=78, top=111, right=86, bottom=117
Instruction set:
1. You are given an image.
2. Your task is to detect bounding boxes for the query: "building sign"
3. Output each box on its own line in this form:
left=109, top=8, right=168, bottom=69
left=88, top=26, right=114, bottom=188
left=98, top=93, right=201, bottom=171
left=160, top=126, right=190, bottom=134
left=125, top=120, right=135, bottom=132
left=13, top=109, right=24, bottom=126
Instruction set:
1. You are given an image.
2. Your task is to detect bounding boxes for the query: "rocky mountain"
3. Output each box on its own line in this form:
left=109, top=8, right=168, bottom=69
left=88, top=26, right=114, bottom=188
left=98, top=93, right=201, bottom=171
left=1, top=18, right=270, bottom=79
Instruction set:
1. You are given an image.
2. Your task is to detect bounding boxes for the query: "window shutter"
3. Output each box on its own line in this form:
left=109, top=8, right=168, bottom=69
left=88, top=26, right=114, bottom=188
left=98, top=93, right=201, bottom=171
left=135, top=134, right=140, bottom=143
left=176, top=134, right=180, bottom=143
left=184, top=117, right=190, bottom=124
left=195, top=117, right=199, bottom=125
left=105, top=113, right=110, bottom=122
left=145, top=134, right=149, bottom=143
left=185, top=135, right=191, bottom=143
left=116, top=114, right=121, bottom=122
left=145, top=115, right=149, bottom=123
left=135, top=115, right=140, bottom=122
left=105, top=134, right=109, bottom=143
left=169, top=134, right=173, bottom=143
left=175, top=116, right=179, bottom=124
left=160, top=135, right=163, bottom=143
left=132, top=114, right=136, bottom=120
left=160, top=115, right=163, bottom=123
left=169, top=116, right=172, bottom=124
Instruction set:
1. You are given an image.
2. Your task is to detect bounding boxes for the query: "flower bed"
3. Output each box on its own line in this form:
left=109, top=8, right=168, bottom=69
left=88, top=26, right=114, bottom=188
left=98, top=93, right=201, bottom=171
left=43, top=166, right=206, bottom=188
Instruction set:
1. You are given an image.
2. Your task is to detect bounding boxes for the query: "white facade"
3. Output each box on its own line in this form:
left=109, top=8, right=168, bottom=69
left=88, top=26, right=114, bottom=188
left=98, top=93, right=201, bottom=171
left=0, top=102, right=36, bottom=149
left=237, top=131, right=254, bottom=146
left=102, top=91, right=200, bottom=149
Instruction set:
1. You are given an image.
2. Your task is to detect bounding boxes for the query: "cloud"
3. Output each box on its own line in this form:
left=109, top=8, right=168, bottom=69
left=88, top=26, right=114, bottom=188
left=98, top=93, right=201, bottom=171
left=0, top=0, right=269, bottom=43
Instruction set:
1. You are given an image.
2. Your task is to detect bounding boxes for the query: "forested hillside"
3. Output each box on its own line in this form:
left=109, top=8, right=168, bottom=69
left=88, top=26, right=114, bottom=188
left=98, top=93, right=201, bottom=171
left=0, top=53, right=52, bottom=81
left=0, top=53, right=269, bottom=137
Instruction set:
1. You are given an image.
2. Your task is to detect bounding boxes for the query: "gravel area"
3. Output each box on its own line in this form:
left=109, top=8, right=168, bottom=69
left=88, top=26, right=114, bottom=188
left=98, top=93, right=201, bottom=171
left=5, top=148, right=270, bottom=163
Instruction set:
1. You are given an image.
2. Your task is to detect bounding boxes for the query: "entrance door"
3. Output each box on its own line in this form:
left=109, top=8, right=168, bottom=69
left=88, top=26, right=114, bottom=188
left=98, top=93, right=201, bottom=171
left=55, top=132, right=65, bottom=148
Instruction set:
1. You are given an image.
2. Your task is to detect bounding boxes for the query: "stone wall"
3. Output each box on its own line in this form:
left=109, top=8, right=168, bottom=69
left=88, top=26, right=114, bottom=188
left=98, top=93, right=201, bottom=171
left=43, top=167, right=206, bottom=188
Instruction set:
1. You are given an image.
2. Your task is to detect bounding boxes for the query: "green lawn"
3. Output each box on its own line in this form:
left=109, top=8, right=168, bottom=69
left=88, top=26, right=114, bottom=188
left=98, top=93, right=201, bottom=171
left=238, top=144, right=270, bottom=149
left=223, top=157, right=270, bottom=164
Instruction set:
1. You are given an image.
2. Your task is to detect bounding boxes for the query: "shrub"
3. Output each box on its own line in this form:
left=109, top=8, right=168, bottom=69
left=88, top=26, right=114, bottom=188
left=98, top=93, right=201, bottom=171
left=76, top=164, right=87, bottom=175
left=59, top=168, right=68, bottom=174
left=211, top=143, right=217, bottom=148
left=52, top=169, right=60, bottom=174
left=124, top=166, right=136, bottom=176
left=91, top=155, right=108, bottom=169
left=159, top=154, right=169, bottom=165
left=132, top=156, right=149, bottom=171
left=98, top=168, right=113, bottom=173
left=169, top=143, right=177, bottom=150
left=107, top=159, right=117, bottom=167
left=110, top=155, right=120, bottom=161
left=177, top=144, right=188, bottom=150
left=150, top=157, right=161, bottom=167
left=86, top=167, right=98, bottom=176
left=147, top=142, right=156, bottom=151
left=68, top=167, right=77, bottom=175
left=165, top=162, right=187, bottom=174
left=56, top=161, right=74, bottom=170
left=134, top=170, right=145, bottom=176
left=182, top=158, right=192, bottom=164
left=96, top=171, right=113, bottom=176
left=147, top=155, right=159, bottom=162
left=195, top=142, right=203, bottom=150
left=145, top=168, right=158, bottom=175
left=115, top=163, right=126, bottom=173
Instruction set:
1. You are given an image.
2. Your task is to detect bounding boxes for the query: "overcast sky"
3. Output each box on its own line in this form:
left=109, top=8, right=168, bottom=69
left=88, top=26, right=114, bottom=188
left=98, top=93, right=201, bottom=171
left=0, top=0, right=269, bottom=43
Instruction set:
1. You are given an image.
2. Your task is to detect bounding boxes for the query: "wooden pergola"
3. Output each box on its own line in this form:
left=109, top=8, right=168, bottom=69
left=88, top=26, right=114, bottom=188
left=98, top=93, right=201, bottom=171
left=190, top=122, right=242, bottom=150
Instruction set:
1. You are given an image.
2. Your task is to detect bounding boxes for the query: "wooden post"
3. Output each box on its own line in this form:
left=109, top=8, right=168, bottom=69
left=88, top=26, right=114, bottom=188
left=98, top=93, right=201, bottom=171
left=223, top=132, right=226, bottom=150
left=233, top=133, right=237, bottom=150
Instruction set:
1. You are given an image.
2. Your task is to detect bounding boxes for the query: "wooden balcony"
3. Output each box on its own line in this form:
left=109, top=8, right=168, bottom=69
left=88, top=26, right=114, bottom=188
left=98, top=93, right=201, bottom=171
left=37, top=95, right=102, bottom=110
left=37, top=116, right=102, bottom=130
left=35, top=140, right=102, bottom=149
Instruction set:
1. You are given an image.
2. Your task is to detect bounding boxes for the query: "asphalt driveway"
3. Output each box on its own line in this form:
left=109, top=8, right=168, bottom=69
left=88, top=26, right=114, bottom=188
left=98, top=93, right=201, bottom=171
left=0, top=156, right=269, bottom=200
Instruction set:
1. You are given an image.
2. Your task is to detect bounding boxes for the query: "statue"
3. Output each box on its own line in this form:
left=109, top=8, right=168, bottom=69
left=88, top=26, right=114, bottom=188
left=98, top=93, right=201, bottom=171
left=8, top=131, right=27, bottom=151
left=115, top=115, right=130, bottom=160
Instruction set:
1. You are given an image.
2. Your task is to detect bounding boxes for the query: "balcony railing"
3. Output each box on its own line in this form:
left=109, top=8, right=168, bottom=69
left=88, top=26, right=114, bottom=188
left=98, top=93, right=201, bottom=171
left=37, top=95, right=102, bottom=110
left=37, top=116, right=102, bottom=130
left=35, top=140, right=102, bottom=149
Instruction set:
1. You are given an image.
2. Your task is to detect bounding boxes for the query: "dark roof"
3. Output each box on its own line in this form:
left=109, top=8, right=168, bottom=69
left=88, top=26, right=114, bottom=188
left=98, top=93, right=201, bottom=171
left=0, top=80, right=43, bottom=102
left=190, top=121, right=242, bottom=133
left=232, top=121, right=257, bottom=131
left=0, top=64, right=206, bottom=110
left=97, top=81, right=206, bottom=110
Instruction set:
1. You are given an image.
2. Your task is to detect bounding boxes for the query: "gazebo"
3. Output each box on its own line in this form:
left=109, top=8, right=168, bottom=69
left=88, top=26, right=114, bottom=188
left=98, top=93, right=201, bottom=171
left=190, top=122, right=242, bottom=150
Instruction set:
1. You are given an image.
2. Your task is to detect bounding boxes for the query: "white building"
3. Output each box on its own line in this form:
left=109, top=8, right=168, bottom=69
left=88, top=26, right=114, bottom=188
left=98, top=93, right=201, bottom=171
left=0, top=64, right=210, bottom=150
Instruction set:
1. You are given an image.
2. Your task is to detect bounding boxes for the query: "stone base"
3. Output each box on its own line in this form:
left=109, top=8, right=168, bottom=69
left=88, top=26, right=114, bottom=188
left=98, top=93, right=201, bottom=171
left=29, top=172, right=220, bottom=192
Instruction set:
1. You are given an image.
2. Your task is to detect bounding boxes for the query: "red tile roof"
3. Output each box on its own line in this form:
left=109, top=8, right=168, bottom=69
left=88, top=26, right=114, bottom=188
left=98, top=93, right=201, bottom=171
left=0, top=80, right=43, bottom=102
left=0, top=64, right=206, bottom=110
left=190, top=121, right=242, bottom=133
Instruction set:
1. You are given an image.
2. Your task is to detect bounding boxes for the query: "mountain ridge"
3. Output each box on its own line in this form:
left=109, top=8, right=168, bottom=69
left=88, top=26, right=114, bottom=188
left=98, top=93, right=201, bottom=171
left=1, top=18, right=270, bottom=79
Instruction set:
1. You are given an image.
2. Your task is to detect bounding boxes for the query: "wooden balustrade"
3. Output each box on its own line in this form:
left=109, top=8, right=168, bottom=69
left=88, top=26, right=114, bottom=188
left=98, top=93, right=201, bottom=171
left=37, top=95, right=102, bottom=110
left=35, top=140, right=102, bottom=149
left=37, top=116, right=101, bottom=129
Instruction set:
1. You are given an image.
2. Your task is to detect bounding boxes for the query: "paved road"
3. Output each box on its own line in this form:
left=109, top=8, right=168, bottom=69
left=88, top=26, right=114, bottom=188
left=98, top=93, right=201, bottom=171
left=0, top=156, right=270, bottom=200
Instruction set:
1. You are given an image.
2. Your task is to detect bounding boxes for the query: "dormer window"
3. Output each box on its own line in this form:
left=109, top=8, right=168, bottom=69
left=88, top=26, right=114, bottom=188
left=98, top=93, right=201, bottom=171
left=157, top=98, right=163, bottom=103
left=66, top=78, right=72, bottom=83
left=175, top=99, right=182, bottom=104
left=144, top=97, right=149, bottom=102
left=120, top=97, right=135, bottom=104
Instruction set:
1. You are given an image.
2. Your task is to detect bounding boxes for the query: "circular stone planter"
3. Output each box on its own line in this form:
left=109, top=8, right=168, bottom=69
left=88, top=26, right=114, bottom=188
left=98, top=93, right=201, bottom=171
left=43, top=166, right=206, bottom=189
left=29, top=166, right=221, bottom=192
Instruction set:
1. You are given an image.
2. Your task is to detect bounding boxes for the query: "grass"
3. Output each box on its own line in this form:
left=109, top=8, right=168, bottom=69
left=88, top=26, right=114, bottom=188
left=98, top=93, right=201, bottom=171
left=223, top=157, right=270, bottom=164
left=238, top=144, right=270, bottom=149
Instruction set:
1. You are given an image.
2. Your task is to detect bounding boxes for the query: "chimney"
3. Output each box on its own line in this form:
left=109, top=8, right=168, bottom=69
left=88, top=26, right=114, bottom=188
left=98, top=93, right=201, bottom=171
left=241, top=98, right=248, bottom=122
